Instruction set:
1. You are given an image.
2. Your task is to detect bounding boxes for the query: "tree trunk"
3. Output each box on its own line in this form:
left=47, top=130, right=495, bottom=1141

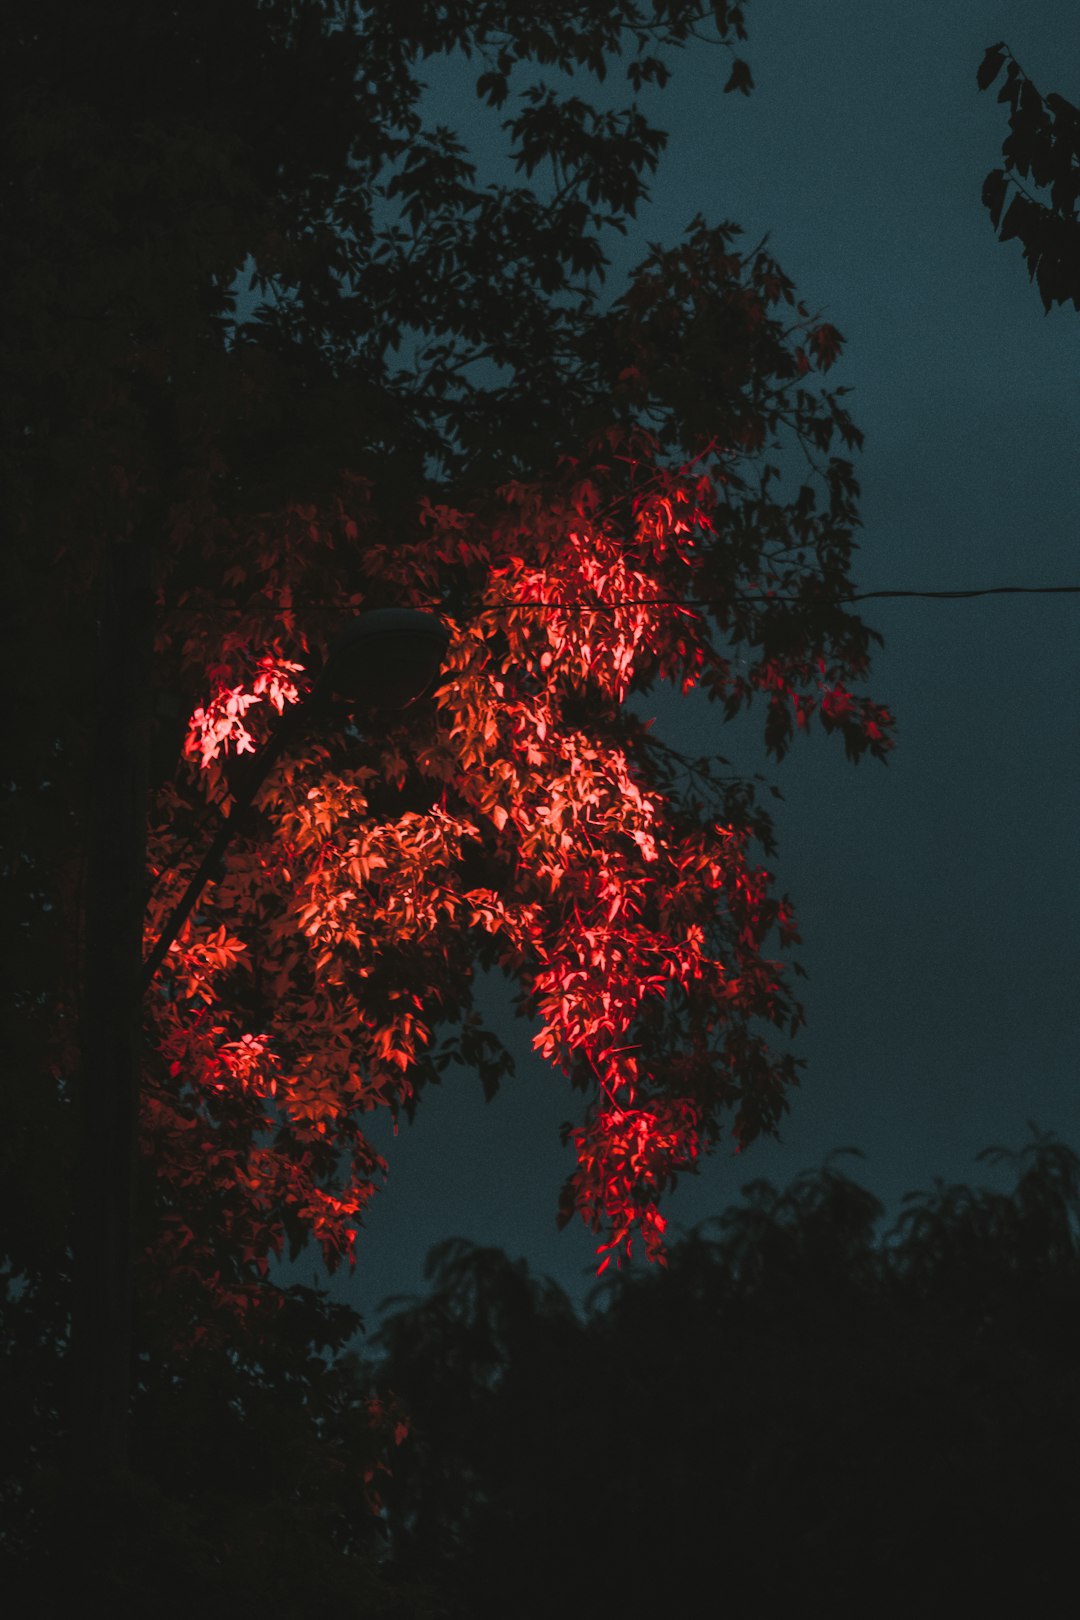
left=71, top=533, right=155, bottom=1484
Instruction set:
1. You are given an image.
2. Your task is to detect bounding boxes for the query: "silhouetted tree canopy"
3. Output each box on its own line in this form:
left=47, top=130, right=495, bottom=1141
left=366, top=1125, right=1080, bottom=1617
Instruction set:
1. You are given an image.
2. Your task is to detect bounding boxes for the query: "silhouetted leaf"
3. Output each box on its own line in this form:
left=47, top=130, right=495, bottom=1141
left=976, top=41, right=1007, bottom=92
left=982, top=166, right=1008, bottom=230
left=724, top=57, right=754, bottom=96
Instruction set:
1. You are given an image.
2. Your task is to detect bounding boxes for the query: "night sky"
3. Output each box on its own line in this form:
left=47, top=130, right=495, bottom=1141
left=278, top=0, right=1080, bottom=1324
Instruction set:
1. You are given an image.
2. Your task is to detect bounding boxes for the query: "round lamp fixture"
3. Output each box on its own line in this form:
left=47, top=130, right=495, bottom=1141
left=322, top=608, right=450, bottom=710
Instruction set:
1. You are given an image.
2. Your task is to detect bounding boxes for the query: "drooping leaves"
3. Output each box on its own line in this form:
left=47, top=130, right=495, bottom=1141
left=977, top=41, right=1080, bottom=313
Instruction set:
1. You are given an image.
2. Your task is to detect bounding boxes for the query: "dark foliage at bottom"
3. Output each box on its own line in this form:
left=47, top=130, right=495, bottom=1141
left=3, top=1124, right=1077, bottom=1616
left=366, top=1124, right=1080, bottom=1617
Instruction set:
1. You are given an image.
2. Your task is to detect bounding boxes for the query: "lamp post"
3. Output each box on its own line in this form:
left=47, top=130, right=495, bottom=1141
left=73, top=606, right=449, bottom=1488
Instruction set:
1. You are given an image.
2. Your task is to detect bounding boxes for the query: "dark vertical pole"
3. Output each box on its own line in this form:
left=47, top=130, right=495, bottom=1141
left=71, top=534, right=155, bottom=1483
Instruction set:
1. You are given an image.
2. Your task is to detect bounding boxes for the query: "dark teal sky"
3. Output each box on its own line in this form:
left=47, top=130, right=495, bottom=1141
left=277, top=0, right=1080, bottom=1322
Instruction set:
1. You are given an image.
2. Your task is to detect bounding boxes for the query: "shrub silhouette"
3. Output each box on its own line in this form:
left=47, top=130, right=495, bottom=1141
left=367, top=1126, right=1080, bottom=1617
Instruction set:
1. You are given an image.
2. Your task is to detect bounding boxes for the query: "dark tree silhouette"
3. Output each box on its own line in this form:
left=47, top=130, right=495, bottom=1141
left=367, top=1125, right=1080, bottom=1617
left=978, top=41, right=1080, bottom=312
left=4, top=0, right=895, bottom=1561
left=2, top=2, right=899, bottom=1604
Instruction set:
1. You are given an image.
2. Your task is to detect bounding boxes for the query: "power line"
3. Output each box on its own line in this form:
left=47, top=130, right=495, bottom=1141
left=790, top=585, right=1080, bottom=602
left=476, top=585, right=1080, bottom=609
left=167, top=583, right=1080, bottom=614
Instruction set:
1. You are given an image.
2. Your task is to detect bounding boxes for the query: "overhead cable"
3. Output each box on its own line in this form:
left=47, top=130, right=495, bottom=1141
left=168, top=583, right=1080, bottom=615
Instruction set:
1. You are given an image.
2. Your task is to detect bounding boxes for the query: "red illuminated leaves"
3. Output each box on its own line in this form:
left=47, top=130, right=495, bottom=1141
left=165, top=924, right=249, bottom=1004
left=182, top=652, right=309, bottom=816
left=565, top=1100, right=699, bottom=1269
left=185, top=683, right=261, bottom=770
left=808, top=323, right=843, bottom=371
left=146, top=320, right=892, bottom=1298
left=252, top=653, right=304, bottom=714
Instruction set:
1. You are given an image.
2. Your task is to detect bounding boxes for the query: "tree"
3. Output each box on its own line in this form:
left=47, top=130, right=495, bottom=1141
left=366, top=1127, right=1080, bottom=1616
left=3, top=0, right=894, bottom=1581
left=978, top=40, right=1080, bottom=312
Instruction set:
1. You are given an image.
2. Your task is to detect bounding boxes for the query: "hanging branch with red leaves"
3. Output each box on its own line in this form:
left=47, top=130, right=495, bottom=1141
left=141, top=225, right=894, bottom=1334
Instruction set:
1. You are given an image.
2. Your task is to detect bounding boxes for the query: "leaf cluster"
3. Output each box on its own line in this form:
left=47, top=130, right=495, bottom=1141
left=978, top=41, right=1080, bottom=313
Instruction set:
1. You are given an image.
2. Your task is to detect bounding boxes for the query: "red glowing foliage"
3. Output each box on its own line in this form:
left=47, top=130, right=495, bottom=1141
left=141, top=234, right=893, bottom=1314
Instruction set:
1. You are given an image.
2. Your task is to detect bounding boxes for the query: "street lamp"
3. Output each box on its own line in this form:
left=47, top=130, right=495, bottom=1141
left=141, top=608, right=449, bottom=988
left=320, top=606, right=452, bottom=710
